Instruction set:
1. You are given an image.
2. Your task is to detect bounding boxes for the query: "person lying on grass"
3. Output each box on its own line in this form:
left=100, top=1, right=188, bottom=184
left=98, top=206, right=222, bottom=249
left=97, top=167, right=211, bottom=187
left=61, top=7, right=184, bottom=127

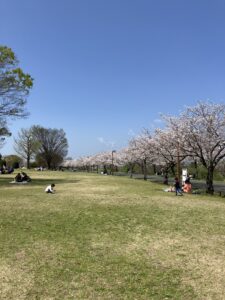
left=164, top=186, right=175, bottom=192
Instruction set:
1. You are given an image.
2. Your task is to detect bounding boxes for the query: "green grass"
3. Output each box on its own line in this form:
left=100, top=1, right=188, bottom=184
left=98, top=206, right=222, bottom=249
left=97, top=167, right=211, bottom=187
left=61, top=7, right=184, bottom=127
left=1, top=170, right=225, bottom=299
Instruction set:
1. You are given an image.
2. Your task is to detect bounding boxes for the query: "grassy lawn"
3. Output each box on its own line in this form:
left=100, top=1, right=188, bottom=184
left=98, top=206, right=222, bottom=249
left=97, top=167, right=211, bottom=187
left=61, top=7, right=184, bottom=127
left=1, top=171, right=225, bottom=299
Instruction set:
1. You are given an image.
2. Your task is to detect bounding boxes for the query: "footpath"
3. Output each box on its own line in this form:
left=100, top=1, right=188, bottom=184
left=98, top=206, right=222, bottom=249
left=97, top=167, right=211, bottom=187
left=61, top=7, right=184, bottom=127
left=115, top=173, right=225, bottom=195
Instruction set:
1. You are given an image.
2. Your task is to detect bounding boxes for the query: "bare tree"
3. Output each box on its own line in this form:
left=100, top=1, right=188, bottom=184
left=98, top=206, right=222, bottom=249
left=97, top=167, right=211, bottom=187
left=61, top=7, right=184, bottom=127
left=31, top=126, right=68, bottom=169
left=14, top=128, right=39, bottom=168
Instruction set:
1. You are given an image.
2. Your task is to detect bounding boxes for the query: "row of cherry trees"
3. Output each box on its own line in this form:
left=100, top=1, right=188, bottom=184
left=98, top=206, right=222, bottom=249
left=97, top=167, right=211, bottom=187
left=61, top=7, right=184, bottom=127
left=63, top=102, right=225, bottom=194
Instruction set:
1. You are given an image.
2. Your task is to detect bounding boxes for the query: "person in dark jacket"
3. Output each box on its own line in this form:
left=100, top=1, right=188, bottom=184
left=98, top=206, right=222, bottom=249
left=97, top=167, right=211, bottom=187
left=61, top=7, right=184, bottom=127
left=174, top=177, right=183, bottom=196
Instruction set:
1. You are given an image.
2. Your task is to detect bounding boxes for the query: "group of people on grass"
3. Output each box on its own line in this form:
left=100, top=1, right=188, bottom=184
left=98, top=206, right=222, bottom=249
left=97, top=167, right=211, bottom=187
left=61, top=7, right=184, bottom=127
left=14, top=171, right=32, bottom=183
left=13, top=169, right=56, bottom=193
left=12, top=169, right=193, bottom=196
left=0, top=165, right=14, bottom=174
left=164, top=175, right=192, bottom=196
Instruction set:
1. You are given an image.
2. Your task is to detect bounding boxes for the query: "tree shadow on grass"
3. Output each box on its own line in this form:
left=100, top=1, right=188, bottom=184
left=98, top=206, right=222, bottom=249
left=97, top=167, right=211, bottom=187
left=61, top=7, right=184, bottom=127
left=32, top=178, right=80, bottom=186
left=0, top=175, right=80, bottom=187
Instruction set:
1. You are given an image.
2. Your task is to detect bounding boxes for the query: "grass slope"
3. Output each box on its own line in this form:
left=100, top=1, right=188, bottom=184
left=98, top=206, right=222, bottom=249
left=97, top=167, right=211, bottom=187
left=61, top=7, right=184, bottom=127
left=0, top=171, right=225, bottom=299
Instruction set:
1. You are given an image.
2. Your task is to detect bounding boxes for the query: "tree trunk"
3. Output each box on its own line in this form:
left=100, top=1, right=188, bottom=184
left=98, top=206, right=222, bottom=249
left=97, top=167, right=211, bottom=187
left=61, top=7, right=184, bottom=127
left=170, top=163, right=175, bottom=176
left=103, top=165, right=107, bottom=175
left=129, top=163, right=134, bottom=178
left=26, top=156, right=30, bottom=169
left=143, top=159, right=147, bottom=181
left=194, top=160, right=198, bottom=179
left=206, top=165, right=214, bottom=194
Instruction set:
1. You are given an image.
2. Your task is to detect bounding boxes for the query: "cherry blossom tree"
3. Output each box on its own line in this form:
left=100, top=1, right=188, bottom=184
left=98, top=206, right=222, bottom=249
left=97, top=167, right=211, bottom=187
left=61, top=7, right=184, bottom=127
left=153, top=128, right=187, bottom=176
left=129, top=129, right=156, bottom=180
left=164, top=101, right=225, bottom=194
left=116, top=147, right=138, bottom=178
left=95, top=151, right=114, bottom=174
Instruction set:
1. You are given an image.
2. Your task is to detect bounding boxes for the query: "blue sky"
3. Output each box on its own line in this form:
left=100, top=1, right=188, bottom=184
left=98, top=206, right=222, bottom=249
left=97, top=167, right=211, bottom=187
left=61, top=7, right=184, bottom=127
left=1, top=0, right=225, bottom=158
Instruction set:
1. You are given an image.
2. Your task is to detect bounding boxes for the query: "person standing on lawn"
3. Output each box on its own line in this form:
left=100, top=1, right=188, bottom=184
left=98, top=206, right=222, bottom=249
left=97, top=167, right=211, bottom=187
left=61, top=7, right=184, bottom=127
left=174, top=177, right=183, bottom=196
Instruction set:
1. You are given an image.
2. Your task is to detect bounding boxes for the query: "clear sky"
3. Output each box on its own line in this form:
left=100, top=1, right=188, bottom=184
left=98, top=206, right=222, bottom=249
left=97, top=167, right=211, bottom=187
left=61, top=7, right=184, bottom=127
left=1, top=0, right=225, bottom=158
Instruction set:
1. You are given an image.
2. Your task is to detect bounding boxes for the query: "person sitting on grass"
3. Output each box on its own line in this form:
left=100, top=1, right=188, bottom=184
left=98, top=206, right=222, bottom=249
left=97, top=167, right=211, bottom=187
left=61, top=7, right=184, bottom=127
left=21, top=172, right=31, bottom=182
left=183, top=182, right=192, bottom=193
left=45, top=183, right=55, bottom=193
left=15, top=172, right=22, bottom=182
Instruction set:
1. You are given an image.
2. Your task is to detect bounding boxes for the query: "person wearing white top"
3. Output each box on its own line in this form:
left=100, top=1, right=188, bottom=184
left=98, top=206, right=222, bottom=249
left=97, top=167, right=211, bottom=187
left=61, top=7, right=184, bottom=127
left=45, top=183, right=55, bottom=193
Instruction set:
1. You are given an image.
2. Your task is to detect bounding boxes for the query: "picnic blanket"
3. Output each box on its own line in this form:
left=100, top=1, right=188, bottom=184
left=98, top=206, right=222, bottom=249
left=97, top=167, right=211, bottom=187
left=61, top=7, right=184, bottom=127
left=10, top=181, right=29, bottom=184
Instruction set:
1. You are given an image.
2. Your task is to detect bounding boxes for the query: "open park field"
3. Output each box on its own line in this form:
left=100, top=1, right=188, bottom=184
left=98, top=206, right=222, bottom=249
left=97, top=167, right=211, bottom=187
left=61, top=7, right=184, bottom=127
left=1, top=171, right=225, bottom=299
